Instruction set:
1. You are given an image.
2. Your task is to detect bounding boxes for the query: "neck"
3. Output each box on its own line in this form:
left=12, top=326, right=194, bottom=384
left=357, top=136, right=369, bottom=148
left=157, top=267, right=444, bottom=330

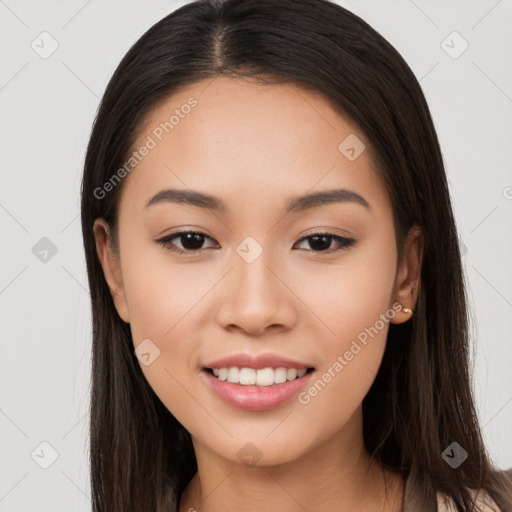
left=178, top=411, right=404, bottom=512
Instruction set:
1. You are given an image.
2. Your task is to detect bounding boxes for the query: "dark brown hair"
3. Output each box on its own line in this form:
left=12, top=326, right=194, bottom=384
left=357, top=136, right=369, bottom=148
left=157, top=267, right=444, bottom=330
left=80, top=0, right=512, bottom=510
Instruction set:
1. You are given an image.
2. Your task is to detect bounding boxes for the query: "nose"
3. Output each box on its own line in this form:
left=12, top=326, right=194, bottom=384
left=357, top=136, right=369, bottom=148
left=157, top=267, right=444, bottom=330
left=215, top=250, right=298, bottom=336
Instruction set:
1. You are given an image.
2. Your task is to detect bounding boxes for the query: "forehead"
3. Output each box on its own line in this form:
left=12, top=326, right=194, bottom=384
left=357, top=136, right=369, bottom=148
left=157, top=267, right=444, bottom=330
left=119, top=76, right=389, bottom=215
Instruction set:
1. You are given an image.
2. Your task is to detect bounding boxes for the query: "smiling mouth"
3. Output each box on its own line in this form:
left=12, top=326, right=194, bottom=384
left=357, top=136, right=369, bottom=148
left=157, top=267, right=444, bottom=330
left=204, top=366, right=315, bottom=387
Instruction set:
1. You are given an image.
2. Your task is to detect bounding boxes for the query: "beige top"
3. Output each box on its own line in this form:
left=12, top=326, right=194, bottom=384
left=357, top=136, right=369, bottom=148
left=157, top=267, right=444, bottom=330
left=436, top=488, right=501, bottom=511
left=403, top=468, right=512, bottom=511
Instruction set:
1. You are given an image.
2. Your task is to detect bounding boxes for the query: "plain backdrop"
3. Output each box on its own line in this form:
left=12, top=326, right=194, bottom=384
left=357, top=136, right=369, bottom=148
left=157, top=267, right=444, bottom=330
left=1, top=0, right=511, bottom=510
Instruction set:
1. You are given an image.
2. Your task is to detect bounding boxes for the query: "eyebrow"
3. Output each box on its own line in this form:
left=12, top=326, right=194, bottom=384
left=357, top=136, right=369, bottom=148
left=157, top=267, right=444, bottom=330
left=143, top=187, right=371, bottom=213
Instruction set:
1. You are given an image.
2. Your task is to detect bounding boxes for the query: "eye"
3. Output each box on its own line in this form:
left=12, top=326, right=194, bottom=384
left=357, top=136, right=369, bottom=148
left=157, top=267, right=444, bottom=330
left=155, top=230, right=357, bottom=256
left=293, top=231, right=356, bottom=253
left=155, top=231, right=217, bottom=256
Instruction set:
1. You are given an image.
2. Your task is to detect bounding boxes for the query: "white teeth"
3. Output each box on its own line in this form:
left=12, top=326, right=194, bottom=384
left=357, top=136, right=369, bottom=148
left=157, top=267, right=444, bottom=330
left=274, top=367, right=287, bottom=384
left=256, top=367, right=274, bottom=386
left=287, top=368, right=298, bottom=380
left=227, top=367, right=240, bottom=383
left=239, top=368, right=256, bottom=385
left=209, top=366, right=311, bottom=385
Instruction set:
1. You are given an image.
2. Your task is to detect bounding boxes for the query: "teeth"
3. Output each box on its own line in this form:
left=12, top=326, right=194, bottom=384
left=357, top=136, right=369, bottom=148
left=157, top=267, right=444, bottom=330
left=256, top=367, right=274, bottom=385
left=274, top=367, right=287, bottom=384
left=240, top=368, right=256, bottom=385
left=209, top=366, right=309, bottom=386
left=287, top=368, right=298, bottom=380
left=227, top=367, right=240, bottom=383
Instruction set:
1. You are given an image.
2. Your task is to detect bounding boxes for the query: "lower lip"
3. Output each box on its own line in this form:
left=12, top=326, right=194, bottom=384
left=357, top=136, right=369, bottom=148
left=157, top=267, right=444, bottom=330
left=201, top=369, right=314, bottom=411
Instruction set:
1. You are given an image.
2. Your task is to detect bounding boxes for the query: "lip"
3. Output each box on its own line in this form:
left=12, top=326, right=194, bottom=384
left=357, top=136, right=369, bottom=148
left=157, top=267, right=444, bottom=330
left=201, top=368, right=315, bottom=411
left=203, top=352, right=314, bottom=370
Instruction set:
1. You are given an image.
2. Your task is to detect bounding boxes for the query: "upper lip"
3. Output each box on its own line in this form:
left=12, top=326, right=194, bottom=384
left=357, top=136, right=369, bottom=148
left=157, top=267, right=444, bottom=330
left=204, top=352, right=315, bottom=370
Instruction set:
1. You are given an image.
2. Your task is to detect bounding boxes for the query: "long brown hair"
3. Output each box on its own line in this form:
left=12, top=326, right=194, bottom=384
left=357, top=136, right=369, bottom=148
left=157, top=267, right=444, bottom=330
left=80, top=0, right=512, bottom=510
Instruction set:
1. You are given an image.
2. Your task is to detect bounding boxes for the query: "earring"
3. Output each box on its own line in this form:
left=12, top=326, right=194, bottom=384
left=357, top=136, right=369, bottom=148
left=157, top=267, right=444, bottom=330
left=402, top=306, right=413, bottom=314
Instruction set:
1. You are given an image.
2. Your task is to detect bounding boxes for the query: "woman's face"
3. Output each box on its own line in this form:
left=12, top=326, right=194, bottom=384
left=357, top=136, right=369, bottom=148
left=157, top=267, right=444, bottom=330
left=94, top=76, right=420, bottom=466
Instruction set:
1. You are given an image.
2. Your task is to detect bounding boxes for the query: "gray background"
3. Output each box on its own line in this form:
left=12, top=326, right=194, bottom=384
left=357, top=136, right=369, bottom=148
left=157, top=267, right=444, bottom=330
left=1, top=0, right=511, bottom=510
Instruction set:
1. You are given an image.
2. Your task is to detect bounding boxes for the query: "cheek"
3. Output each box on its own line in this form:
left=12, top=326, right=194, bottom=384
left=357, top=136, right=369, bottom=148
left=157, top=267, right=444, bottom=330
left=120, top=239, right=214, bottom=343
left=119, top=246, right=211, bottom=423
left=293, top=231, right=397, bottom=345
left=292, top=233, right=397, bottom=407
left=118, top=240, right=214, bottom=398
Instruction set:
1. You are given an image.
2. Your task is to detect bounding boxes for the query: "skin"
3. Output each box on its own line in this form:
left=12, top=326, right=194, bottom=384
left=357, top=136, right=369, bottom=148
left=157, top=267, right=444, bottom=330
left=94, top=76, right=423, bottom=512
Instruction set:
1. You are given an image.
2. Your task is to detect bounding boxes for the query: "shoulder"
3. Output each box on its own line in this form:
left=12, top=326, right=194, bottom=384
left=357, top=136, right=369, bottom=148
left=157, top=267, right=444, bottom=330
left=436, top=467, right=512, bottom=512
left=436, top=486, right=502, bottom=512
left=404, top=467, right=512, bottom=511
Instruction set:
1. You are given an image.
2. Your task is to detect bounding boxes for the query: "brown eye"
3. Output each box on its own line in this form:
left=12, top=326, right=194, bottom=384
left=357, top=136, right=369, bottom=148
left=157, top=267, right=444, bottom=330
left=155, top=230, right=356, bottom=256
left=294, top=232, right=356, bottom=253
left=156, top=231, right=217, bottom=255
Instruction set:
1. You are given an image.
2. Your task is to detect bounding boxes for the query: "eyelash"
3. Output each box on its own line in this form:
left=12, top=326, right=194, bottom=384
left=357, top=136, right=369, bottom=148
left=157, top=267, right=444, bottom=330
left=155, top=230, right=356, bottom=256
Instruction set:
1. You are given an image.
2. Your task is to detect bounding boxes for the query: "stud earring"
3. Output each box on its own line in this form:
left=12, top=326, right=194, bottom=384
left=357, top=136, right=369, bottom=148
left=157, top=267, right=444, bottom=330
left=402, top=306, right=413, bottom=314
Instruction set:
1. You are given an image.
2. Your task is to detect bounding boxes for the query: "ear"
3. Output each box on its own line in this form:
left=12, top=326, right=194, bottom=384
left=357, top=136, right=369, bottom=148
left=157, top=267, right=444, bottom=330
left=389, top=225, right=423, bottom=325
left=93, top=218, right=130, bottom=323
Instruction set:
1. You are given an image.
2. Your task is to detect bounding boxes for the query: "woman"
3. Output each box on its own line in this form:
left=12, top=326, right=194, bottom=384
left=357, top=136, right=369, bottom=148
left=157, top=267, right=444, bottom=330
left=80, top=0, right=512, bottom=510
